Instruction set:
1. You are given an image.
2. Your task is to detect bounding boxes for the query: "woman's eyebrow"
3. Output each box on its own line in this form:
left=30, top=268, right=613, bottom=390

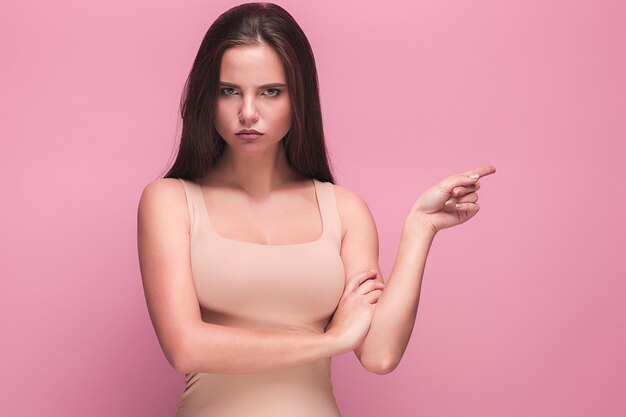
left=219, top=81, right=287, bottom=88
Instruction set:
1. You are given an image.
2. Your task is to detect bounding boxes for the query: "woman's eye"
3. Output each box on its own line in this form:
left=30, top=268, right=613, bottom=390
left=221, top=87, right=237, bottom=96
left=264, top=88, right=280, bottom=97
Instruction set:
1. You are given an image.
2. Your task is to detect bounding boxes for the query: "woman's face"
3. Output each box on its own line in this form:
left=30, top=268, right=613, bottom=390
left=214, top=43, right=292, bottom=154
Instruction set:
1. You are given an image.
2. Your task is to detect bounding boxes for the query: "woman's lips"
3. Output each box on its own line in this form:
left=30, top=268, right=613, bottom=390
left=236, top=129, right=263, bottom=140
left=235, top=132, right=263, bottom=140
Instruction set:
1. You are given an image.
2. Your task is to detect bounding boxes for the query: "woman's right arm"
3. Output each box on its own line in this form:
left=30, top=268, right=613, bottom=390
left=136, top=179, right=377, bottom=375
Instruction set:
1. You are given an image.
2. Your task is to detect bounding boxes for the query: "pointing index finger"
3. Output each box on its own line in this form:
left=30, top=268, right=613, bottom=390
left=439, top=165, right=496, bottom=192
left=467, top=165, right=496, bottom=180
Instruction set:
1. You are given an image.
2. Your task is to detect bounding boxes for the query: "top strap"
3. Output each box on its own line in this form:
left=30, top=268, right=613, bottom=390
left=177, top=178, right=200, bottom=235
left=314, top=179, right=342, bottom=246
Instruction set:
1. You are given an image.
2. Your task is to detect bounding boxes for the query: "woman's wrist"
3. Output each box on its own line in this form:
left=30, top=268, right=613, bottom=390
left=403, top=213, right=437, bottom=241
left=322, top=330, right=351, bottom=356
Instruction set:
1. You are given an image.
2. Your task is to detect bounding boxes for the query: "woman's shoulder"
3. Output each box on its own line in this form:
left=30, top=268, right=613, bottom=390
left=140, top=178, right=187, bottom=202
left=329, top=182, right=376, bottom=239
left=138, top=178, right=190, bottom=227
left=331, top=182, right=370, bottom=212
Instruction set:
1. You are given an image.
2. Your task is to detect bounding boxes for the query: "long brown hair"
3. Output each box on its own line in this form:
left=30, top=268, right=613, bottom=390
left=163, top=2, right=335, bottom=183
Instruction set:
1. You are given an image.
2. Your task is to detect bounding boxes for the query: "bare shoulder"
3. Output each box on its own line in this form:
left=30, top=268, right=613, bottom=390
left=331, top=183, right=377, bottom=240
left=332, top=183, right=370, bottom=212
left=140, top=177, right=185, bottom=201
left=138, top=177, right=189, bottom=233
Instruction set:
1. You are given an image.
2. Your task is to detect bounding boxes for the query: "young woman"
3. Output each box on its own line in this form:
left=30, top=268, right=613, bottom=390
left=137, top=3, right=496, bottom=416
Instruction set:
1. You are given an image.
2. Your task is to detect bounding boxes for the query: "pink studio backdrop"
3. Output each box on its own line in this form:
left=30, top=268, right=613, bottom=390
left=2, top=0, right=625, bottom=416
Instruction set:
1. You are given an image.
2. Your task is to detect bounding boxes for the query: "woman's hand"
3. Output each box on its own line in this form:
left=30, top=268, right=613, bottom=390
left=325, top=269, right=384, bottom=353
left=408, top=165, right=496, bottom=234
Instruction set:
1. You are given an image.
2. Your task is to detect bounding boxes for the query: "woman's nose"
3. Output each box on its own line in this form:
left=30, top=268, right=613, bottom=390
left=238, top=96, right=259, bottom=124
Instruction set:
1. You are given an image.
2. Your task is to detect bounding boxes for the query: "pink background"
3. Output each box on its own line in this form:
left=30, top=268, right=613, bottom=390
left=2, top=0, right=625, bottom=416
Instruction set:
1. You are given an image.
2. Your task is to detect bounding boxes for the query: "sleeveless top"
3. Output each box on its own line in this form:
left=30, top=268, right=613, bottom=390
left=174, top=178, right=346, bottom=417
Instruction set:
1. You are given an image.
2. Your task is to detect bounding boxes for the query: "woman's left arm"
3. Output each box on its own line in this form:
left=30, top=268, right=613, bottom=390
left=337, top=165, right=496, bottom=374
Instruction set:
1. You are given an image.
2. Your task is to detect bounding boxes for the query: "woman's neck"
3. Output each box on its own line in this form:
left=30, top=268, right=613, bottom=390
left=205, top=144, right=305, bottom=199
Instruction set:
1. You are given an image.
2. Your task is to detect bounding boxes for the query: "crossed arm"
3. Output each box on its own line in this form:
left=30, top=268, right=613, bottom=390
left=137, top=178, right=432, bottom=375
left=141, top=163, right=494, bottom=376
left=137, top=179, right=352, bottom=374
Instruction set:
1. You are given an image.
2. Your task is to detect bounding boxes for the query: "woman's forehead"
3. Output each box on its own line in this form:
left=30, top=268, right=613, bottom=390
left=220, top=44, right=286, bottom=85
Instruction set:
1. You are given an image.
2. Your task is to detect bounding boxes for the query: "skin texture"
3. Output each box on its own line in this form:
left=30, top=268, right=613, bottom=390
left=137, top=41, right=497, bottom=376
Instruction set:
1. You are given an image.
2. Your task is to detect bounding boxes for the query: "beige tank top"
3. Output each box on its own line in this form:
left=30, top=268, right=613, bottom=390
left=175, top=178, right=346, bottom=417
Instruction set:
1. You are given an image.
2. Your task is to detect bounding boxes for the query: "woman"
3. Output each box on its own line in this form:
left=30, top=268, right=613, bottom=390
left=137, top=3, right=496, bottom=416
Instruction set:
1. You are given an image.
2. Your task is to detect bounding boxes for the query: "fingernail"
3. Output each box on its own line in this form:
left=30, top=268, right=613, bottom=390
left=445, top=199, right=454, bottom=206
left=454, top=189, right=461, bottom=196
left=469, top=174, right=479, bottom=179
left=455, top=203, right=463, bottom=209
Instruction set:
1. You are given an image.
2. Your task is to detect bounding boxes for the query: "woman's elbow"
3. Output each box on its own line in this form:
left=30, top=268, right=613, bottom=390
left=361, top=355, right=400, bottom=375
left=171, top=352, right=191, bottom=374
left=164, top=338, right=194, bottom=374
